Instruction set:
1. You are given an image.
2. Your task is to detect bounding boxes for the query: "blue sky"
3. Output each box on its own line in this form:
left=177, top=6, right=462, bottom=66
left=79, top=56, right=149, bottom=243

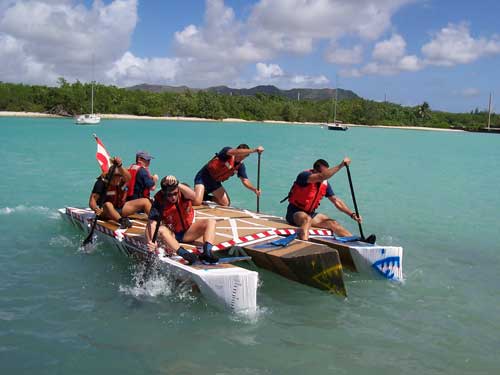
left=1, top=0, right=499, bottom=112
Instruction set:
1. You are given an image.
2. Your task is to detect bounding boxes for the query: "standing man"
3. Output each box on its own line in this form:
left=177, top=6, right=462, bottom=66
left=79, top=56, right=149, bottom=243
left=193, top=144, right=264, bottom=206
left=284, top=158, right=375, bottom=243
left=146, top=176, right=219, bottom=264
left=126, top=150, right=158, bottom=215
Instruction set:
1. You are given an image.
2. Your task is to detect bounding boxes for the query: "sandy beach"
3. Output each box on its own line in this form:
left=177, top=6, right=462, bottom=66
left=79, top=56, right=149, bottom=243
left=0, top=111, right=464, bottom=132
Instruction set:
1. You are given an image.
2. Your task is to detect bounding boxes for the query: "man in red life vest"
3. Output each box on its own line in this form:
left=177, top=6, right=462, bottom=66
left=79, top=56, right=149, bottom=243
left=89, top=156, right=135, bottom=229
left=146, top=175, right=219, bottom=264
left=193, top=144, right=264, bottom=206
left=285, top=158, right=375, bottom=243
left=125, top=150, right=158, bottom=215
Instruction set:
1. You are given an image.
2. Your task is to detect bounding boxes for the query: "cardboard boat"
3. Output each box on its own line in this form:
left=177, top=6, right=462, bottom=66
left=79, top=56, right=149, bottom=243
left=59, top=203, right=403, bottom=312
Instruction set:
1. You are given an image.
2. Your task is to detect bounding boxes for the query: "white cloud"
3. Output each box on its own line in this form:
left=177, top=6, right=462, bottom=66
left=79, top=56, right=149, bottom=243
left=325, top=44, right=363, bottom=65
left=0, top=33, right=58, bottom=84
left=372, top=34, right=406, bottom=62
left=255, top=62, right=284, bottom=80
left=106, top=52, right=180, bottom=87
left=422, top=23, right=500, bottom=66
left=290, top=74, right=329, bottom=86
left=454, top=88, right=481, bottom=97
left=351, top=34, right=423, bottom=76
left=172, top=0, right=413, bottom=86
left=0, top=0, right=138, bottom=84
left=249, top=0, right=414, bottom=44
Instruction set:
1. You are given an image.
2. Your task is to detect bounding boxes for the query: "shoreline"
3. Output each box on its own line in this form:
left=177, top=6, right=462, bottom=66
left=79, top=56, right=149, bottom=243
left=0, top=111, right=464, bottom=132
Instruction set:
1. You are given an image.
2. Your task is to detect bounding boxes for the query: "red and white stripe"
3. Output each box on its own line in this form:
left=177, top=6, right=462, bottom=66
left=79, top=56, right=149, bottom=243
left=93, top=133, right=111, bottom=173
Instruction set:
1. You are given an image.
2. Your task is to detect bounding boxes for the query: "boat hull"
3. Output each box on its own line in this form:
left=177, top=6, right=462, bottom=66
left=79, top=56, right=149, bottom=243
left=59, top=207, right=258, bottom=314
left=75, top=114, right=101, bottom=125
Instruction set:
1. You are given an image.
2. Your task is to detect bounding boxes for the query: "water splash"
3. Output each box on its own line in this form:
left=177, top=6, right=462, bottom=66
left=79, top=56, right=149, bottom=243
left=119, top=262, right=196, bottom=302
left=49, top=234, right=79, bottom=248
left=0, top=205, right=55, bottom=217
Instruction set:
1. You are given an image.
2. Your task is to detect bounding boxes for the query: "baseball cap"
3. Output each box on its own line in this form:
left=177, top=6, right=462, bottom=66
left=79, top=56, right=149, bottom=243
left=136, top=151, right=154, bottom=161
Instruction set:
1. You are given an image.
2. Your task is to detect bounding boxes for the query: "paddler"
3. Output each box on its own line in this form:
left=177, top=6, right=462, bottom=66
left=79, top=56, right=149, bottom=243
left=282, top=158, right=376, bottom=243
left=126, top=150, right=158, bottom=206
left=89, top=156, right=149, bottom=229
left=146, top=175, right=219, bottom=264
left=192, top=144, right=264, bottom=206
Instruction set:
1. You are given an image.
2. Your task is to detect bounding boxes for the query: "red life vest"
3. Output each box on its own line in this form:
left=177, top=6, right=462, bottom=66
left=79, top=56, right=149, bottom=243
left=206, top=154, right=240, bottom=182
left=288, top=170, right=328, bottom=214
left=126, top=164, right=152, bottom=198
left=105, top=184, right=127, bottom=209
left=153, top=190, right=194, bottom=233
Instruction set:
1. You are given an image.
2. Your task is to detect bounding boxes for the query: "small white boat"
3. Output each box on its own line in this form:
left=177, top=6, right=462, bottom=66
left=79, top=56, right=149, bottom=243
left=75, top=113, right=101, bottom=125
left=75, top=60, right=101, bottom=125
left=326, top=122, right=348, bottom=131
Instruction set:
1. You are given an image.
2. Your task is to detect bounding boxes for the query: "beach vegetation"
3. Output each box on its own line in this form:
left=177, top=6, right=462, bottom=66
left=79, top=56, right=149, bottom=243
left=0, top=81, right=498, bottom=130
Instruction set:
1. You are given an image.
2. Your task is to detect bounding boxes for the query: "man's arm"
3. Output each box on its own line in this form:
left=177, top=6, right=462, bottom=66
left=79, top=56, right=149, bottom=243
left=145, top=199, right=162, bottom=249
left=139, top=168, right=158, bottom=190
left=89, top=192, right=103, bottom=216
left=239, top=177, right=261, bottom=196
left=179, top=182, right=197, bottom=201
left=307, top=157, right=351, bottom=184
left=111, top=156, right=131, bottom=182
left=327, top=195, right=362, bottom=223
left=227, top=145, right=264, bottom=157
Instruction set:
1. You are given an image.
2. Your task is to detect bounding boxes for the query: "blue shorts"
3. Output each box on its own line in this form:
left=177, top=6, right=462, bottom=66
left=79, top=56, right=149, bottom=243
left=194, top=169, right=222, bottom=194
left=174, top=231, right=185, bottom=242
left=286, top=204, right=317, bottom=225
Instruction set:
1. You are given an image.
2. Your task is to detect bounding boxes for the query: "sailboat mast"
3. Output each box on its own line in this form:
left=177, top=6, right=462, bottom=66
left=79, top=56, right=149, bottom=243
left=91, top=81, right=94, bottom=115
left=333, top=75, right=338, bottom=123
left=487, top=92, right=492, bottom=129
left=91, top=54, right=95, bottom=115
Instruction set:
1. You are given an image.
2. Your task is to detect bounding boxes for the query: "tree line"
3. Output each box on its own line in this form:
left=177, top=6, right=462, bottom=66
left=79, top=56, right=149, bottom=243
left=0, top=80, right=497, bottom=130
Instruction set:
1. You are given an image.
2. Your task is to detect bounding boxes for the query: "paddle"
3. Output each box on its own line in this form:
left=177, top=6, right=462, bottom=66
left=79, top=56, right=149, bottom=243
left=345, top=164, right=366, bottom=240
left=82, top=165, right=117, bottom=246
left=256, top=152, right=261, bottom=212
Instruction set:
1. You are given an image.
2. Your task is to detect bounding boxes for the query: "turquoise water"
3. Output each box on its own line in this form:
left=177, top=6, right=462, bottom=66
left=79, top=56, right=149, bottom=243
left=1, top=117, right=499, bottom=374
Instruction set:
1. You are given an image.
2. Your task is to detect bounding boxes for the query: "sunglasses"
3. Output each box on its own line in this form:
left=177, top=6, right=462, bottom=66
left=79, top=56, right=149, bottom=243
left=165, top=190, right=178, bottom=197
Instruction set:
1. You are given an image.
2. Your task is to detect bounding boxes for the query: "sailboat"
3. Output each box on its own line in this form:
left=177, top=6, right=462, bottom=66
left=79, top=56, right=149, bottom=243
left=75, top=80, right=101, bottom=125
left=75, top=57, right=101, bottom=125
left=324, top=81, right=348, bottom=131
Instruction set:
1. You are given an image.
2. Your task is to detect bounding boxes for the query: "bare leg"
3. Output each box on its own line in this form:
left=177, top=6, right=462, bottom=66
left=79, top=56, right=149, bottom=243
left=193, top=184, right=206, bottom=206
left=182, top=219, right=216, bottom=244
left=211, top=186, right=230, bottom=206
left=102, top=202, right=121, bottom=222
left=122, top=198, right=152, bottom=216
left=311, top=213, right=352, bottom=237
left=157, top=226, right=180, bottom=252
left=292, top=211, right=313, bottom=240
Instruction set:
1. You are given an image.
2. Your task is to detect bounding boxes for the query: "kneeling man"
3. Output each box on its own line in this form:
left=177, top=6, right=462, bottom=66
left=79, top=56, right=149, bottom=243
left=284, top=158, right=375, bottom=243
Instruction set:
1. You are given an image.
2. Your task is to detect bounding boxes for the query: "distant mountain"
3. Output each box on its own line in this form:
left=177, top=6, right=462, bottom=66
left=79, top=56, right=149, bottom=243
left=126, top=84, right=359, bottom=101
left=126, top=84, right=197, bottom=94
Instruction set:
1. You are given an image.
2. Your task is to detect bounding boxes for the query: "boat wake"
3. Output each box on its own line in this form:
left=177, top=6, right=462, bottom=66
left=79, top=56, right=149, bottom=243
left=0, top=205, right=59, bottom=219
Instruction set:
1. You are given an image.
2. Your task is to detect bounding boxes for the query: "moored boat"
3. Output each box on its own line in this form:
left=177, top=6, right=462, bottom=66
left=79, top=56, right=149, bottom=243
left=326, top=122, right=348, bottom=131
left=75, top=113, right=101, bottom=125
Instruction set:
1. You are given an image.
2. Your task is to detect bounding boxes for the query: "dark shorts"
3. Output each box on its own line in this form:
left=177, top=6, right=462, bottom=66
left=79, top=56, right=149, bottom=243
left=174, top=231, right=185, bottom=242
left=285, top=204, right=317, bottom=225
left=194, top=169, right=222, bottom=194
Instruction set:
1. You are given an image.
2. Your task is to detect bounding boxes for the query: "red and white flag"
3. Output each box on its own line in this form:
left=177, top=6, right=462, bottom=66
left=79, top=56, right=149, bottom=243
left=93, top=133, right=111, bottom=173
